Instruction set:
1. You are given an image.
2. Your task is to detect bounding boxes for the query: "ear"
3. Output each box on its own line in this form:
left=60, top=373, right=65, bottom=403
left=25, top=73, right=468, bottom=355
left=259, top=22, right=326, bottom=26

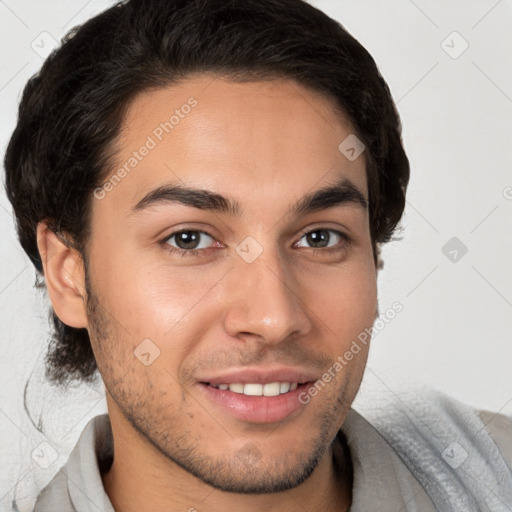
left=36, top=221, right=88, bottom=329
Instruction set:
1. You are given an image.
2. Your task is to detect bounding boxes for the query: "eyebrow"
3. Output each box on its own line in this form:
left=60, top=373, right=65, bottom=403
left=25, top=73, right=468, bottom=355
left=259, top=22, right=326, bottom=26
left=130, top=177, right=367, bottom=217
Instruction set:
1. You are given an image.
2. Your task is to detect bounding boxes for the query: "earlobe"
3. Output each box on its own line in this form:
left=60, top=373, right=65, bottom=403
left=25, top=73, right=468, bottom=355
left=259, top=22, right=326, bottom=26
left=36, top=221, right=88, bottom=329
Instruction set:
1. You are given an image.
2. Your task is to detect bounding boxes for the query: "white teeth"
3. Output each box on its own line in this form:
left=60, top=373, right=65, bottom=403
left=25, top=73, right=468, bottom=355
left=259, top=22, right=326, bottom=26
left=244, top=383, right=263, bottom=396
left=229, top=383, right=244, bottom=393
left=263, top=382, right=281, bottom=397
left=214, top=382, right=300, bottom=396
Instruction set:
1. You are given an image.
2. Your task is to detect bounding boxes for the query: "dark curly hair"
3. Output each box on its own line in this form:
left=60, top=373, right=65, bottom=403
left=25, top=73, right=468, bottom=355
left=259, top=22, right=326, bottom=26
left=3, top=0, right=410, bottom=388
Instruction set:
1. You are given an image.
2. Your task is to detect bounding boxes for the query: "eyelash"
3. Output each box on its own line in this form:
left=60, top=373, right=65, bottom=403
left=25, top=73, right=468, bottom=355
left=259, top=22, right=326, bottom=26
left=159, top=228, right=353, bottom=259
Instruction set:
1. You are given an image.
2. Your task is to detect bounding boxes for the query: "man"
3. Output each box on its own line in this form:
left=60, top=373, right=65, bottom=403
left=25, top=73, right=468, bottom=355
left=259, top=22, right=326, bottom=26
left=4, top=0, right=512, bottom=510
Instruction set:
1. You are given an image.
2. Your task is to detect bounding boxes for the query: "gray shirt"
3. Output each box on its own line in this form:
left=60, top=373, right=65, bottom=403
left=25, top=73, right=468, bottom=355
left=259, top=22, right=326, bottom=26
left=33, top=390, right=512, bottom=511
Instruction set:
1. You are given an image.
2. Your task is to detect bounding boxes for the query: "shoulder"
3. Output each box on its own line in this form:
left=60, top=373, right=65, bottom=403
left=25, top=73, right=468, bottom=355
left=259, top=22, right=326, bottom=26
left=34, top=468, right=73, bottom=511
left=33, top=413, right=114, bottom=512
left=353, top=387, right=512, bottom=510
left=478, top=408, right=512, bottom=471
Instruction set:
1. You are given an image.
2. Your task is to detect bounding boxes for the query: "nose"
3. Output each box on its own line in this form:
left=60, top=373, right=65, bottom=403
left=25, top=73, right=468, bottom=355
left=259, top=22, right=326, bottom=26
left=222, top=246, right=312, bottom=346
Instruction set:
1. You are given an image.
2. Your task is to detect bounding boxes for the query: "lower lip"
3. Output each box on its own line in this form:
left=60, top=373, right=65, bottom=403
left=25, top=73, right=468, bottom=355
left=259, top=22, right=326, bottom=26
left=197, top=383, right=312, bottom=424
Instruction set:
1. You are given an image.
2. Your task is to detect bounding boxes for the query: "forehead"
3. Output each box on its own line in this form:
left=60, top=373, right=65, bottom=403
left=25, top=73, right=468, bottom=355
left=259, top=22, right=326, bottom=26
left=98, top=75, right=367, bottom=217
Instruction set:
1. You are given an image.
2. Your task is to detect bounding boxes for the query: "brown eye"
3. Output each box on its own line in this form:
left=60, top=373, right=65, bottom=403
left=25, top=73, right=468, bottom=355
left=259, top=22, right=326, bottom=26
left=305, top=230, right=330, bottom=248
left=166, top=230, right=214, bottom=251
left=296, top=229, right=344, bottom=249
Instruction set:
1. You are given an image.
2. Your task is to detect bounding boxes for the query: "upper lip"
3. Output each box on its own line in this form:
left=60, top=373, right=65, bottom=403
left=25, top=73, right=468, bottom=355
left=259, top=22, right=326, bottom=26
left=198, top=366, right=320, bottom=386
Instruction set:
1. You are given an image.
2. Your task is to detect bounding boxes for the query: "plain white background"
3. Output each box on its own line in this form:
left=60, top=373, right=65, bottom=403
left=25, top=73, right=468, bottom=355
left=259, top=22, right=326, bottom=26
left=1, top=0, right=511, bottom=509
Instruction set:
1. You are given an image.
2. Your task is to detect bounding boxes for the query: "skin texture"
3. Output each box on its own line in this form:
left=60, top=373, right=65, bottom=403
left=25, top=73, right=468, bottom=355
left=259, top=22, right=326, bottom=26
left=37, top=75, right=378, bottom=512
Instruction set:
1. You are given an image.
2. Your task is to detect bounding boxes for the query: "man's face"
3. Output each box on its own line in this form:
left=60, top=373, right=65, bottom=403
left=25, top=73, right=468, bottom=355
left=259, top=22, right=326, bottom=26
left=85, top=75, right=377, bottom=492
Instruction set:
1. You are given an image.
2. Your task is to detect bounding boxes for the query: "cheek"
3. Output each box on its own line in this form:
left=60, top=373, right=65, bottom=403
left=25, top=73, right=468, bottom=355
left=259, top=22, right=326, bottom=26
left=92, top=253, right=229, bottom=348
left=304, top=261, right=377, bottom=341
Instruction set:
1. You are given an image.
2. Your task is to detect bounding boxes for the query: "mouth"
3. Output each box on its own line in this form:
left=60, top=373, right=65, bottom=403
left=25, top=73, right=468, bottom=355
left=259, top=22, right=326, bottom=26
left=196, top=369, right=318, bottom=424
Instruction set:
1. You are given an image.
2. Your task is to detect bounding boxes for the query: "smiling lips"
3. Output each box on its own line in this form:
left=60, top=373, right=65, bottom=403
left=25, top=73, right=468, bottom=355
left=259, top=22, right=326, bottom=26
left=197, top=366, right=318, bottom=423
